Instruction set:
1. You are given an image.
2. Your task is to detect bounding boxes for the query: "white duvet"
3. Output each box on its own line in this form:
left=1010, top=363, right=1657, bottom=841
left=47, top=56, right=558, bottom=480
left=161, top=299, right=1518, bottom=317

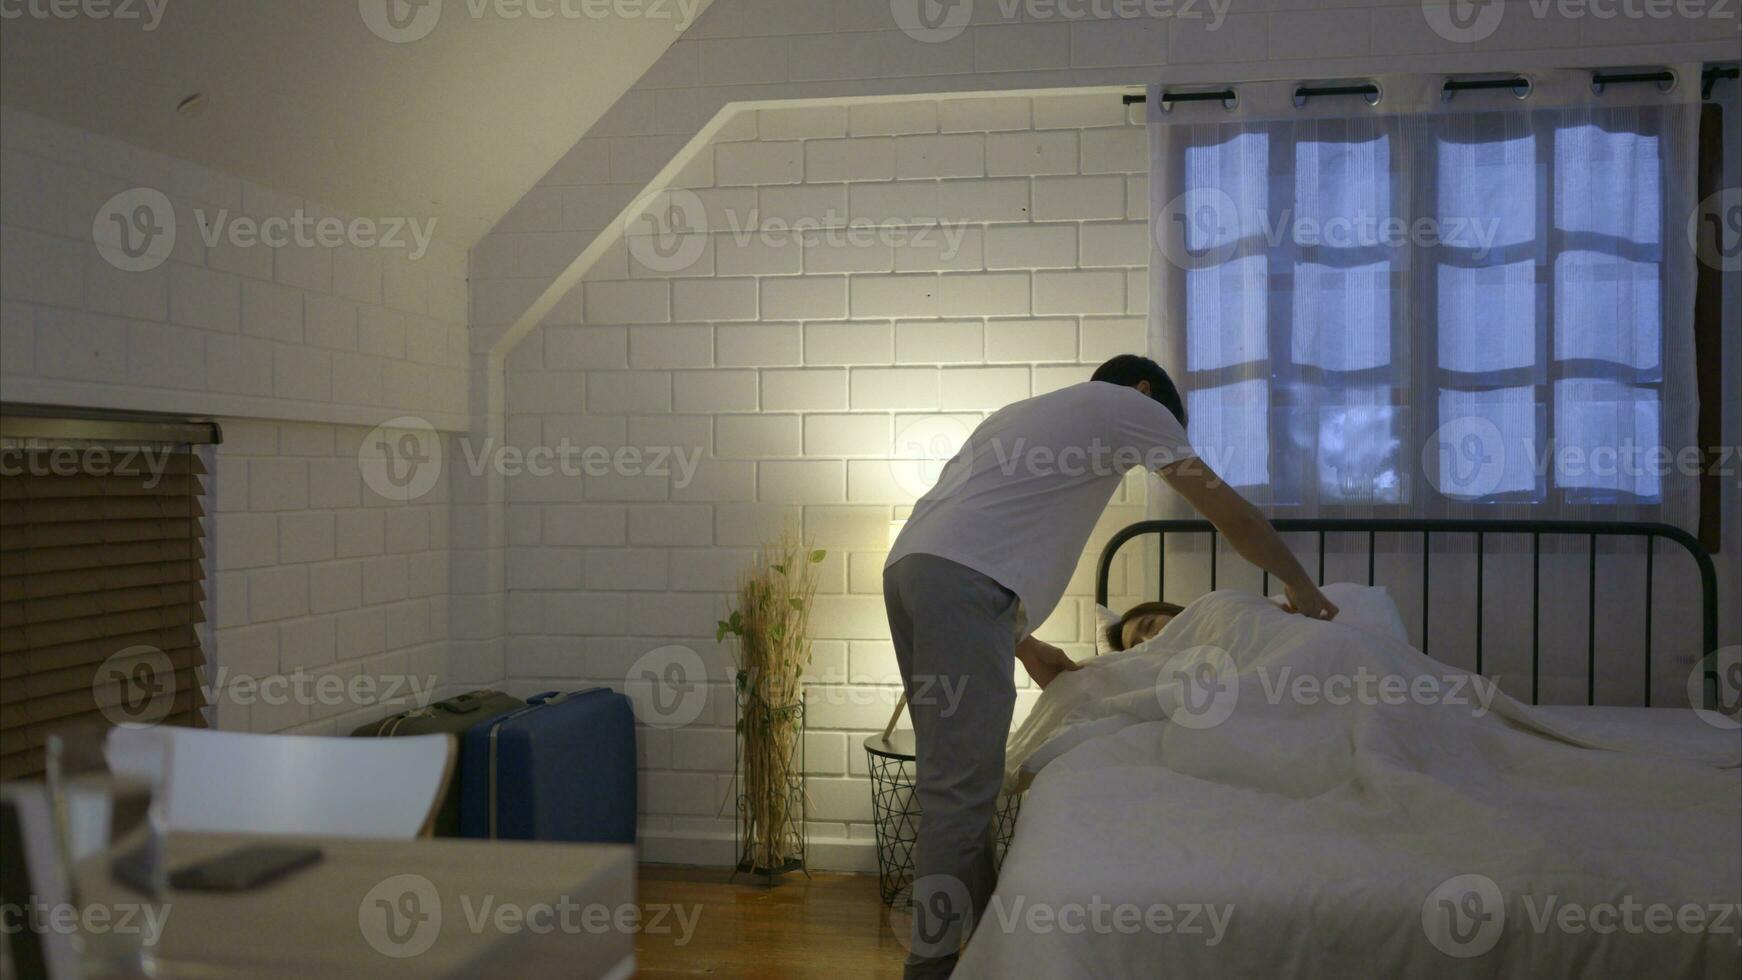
left=958, top=589, right=1742, bottom=979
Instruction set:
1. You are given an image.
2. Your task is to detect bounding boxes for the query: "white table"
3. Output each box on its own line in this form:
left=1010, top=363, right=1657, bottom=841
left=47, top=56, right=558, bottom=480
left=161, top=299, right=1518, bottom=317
left=78, top=833, right=636, bottom=979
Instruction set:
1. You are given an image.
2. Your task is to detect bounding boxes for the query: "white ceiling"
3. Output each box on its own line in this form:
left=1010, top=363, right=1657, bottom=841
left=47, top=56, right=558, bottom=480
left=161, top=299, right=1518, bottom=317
left=0, top=0, right=710, bottom=246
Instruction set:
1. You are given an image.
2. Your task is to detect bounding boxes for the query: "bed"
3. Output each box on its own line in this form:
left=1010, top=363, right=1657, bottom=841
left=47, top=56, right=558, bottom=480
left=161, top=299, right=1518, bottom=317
left=954, top=519, right=1740, bottom=979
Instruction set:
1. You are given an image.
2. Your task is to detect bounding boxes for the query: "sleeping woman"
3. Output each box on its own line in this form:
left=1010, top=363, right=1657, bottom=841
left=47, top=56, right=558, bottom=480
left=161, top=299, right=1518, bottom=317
left=1104, top=600, right=1185, bottom=652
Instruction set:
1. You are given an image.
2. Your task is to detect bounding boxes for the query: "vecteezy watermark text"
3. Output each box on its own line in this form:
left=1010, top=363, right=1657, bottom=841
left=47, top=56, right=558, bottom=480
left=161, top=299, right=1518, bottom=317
left=0, top=0, right=168, bottom=29
left=891, top=0, right=1232, bottom=44
left=891, top=417, right=1251, bottom=501
left=990, top=437, right=1198, bottom=481
left=456, top=438, right=702, bottom=485
left=357, top=873, right=700, bottom=959
left=93, top=188, right=437, bottom=273
left=1255, top=665, right=1500, bottom=717
left=1422, top=0, right=1737, bottom=46
left=0, top=899, right=170, bottom=947
left=359, top=0, right=702, bottom=43
left=1155, top=188, right=1506, bottom=271
left=1154, top=647, right=1505, bottom=732
left=1426, top=417, right=1742, bottom=500
left=358, top=416, right=704, bottom=504
left=1423, top=873, right=1742, bottom=958
left=624, top=187, right=973, bottom=276
left=93, top=645, right=443, bottom=727
left=205, top=668, right=441, bottom=712
left=0, top=444, right=173, bottom=487
left=986, top=896, right=1233, bottom=943
left=196, top=208, right=436, bottom=262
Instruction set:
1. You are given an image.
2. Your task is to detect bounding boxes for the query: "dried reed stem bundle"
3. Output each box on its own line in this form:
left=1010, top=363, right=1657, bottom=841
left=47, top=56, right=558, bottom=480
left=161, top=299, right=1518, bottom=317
left=718, top=530, right=824, bottom=871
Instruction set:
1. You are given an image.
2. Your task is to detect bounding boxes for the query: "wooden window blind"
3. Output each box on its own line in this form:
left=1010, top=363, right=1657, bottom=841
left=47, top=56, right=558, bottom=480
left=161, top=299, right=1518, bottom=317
left=0, top=409, right=220, bottom=779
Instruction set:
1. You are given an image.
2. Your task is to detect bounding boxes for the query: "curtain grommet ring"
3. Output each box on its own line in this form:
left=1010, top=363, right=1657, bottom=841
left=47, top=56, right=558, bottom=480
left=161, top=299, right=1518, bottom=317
left=1511, top=76, right=1532, bottom=100
left=1364, top=82, right=1383, bottom=107
left=1221, top=91, right=1238, bottom=112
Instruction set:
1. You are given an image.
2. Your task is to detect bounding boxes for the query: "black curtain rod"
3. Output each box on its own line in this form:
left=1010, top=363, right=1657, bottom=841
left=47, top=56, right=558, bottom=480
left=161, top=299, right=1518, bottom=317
left=1702, top=65, right=1739, bottom=98
left=1442, top=76, right=1530, bottom=92
left=1122, top=65, right=1739, bottom=105
left=1122, top=88, right=1235, bottom=105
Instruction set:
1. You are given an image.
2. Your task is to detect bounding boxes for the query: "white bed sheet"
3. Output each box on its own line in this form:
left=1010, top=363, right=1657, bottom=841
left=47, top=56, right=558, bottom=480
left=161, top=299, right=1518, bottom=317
left=957, top=591, right=1742, bottom=979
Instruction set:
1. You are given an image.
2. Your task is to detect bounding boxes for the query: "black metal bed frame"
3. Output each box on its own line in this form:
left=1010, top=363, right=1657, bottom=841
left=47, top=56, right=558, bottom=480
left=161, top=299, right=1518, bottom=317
left=1094, top=518, right=1719, bottom=708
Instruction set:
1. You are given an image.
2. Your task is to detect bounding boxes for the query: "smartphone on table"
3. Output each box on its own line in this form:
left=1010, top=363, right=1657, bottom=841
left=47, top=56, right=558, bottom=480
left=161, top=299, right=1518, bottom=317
left=168, top=844, right=324, bottom=892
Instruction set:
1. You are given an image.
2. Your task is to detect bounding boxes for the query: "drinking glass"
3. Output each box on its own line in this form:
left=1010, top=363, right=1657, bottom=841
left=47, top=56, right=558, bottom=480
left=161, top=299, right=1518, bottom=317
left=44, top=726, right=172, bottom=979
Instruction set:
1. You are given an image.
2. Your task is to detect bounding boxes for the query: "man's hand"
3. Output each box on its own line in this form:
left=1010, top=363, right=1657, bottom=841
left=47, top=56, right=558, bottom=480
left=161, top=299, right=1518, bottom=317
left=1016, top=636, right=1081, bottom=690
left=1282, top=581, right=1339, bottom=620
left=1160, top=460, right=1338, bottom=622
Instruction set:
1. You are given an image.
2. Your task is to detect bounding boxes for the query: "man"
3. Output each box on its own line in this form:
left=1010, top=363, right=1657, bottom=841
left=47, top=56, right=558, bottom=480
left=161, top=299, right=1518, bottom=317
left=883, top=354, right=1338, bottom=978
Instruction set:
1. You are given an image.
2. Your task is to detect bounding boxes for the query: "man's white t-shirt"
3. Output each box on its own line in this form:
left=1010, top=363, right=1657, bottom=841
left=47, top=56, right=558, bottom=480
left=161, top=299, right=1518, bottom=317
left=886, top=381, right=1197, bottom=635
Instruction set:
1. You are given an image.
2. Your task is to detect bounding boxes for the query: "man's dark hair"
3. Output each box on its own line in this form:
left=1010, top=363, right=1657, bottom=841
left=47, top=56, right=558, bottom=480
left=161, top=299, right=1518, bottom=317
left=1091, top=354, right=1187, bottom=426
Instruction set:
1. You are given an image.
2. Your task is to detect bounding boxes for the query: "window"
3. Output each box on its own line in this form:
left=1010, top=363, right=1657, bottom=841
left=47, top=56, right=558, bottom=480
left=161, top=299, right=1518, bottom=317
left=1153, top=90, right=1700, bottom=523
left=0, top=409, right=217, bottom=778
left=1431, top=115, right=1668, bottom=507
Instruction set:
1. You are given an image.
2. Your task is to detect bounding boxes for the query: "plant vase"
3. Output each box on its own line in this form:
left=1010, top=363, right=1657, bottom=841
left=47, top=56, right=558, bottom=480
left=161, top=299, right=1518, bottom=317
left=717, top=531, right=824, bottom=885
left=733, top=693, right=806, bottom=881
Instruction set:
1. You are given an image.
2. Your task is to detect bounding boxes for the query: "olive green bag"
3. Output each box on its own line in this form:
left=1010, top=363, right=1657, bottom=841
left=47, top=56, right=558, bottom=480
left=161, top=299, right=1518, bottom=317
left=350, top=689, right=525, bottom=836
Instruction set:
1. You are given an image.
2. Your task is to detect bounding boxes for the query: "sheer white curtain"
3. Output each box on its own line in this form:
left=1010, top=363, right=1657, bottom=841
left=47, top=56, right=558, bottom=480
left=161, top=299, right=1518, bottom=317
left=1142, top=70, right=1710, bottom=704
left=1146, top=70, right=1704, bottom=527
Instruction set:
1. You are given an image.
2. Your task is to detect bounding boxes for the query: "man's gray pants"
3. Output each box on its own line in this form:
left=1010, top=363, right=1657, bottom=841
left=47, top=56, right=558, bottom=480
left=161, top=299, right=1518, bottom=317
left=883, top=553, right=1020, bottom=979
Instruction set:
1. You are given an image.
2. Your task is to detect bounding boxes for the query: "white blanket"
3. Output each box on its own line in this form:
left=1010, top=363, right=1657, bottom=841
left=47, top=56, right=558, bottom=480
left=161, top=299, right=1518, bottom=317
left=961, top=591, right=1742, bottom=978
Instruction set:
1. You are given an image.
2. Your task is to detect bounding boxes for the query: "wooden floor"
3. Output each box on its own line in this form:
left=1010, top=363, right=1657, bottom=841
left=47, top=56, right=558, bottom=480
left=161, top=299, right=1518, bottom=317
left=634, top=865, right=910, bottom=978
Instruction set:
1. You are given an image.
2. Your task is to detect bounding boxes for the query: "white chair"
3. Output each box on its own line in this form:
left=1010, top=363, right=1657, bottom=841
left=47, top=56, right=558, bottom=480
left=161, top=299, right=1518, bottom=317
left=106, top=727, right=455, bottom=840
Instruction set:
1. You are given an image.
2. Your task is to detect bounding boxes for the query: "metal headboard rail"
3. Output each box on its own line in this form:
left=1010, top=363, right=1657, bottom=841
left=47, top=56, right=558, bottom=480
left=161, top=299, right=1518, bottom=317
left=1093, top=519, right=1719, bottom=708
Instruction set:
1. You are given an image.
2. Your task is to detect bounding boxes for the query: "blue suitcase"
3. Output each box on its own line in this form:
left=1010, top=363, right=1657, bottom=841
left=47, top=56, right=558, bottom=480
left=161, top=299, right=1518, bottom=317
left=459, top=688, right=637, bottom=843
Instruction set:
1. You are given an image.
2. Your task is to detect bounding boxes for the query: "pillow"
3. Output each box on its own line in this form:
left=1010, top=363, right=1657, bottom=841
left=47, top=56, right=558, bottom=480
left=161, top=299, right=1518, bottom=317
left=1093, top=604, right=1120, bottom=656
left=1273, top=582, right=1407, bottom=643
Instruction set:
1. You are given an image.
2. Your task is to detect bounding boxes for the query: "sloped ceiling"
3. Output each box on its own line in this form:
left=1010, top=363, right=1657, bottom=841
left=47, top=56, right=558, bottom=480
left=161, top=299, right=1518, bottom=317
left=0, top=0, right=710, bottom=246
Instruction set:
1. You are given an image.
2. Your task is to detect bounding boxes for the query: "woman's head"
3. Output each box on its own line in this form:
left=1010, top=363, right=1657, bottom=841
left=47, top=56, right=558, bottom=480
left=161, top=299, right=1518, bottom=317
left=1106, top=600, right=1185, bottom=652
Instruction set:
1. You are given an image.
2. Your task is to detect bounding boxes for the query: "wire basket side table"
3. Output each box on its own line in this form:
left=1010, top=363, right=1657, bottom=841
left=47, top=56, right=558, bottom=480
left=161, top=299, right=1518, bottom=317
left=863, top=730, right=1022, bottom=909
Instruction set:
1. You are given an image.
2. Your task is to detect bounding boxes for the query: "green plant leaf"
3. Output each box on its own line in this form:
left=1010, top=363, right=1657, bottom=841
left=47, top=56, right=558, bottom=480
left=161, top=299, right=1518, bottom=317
left=809, top=549, right=826, bottom=563
left=788, top=597, right=803, bottom=611
left=771, top=563, right=787, bottom=576
left=716, top=620, right=730, bottom=643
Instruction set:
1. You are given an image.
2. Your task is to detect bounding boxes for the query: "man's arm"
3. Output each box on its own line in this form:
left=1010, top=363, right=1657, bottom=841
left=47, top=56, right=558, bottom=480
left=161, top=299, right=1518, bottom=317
left=1017, top=634, right=1081, bottom=689
left=1158, top=458, right=1339, bottom=620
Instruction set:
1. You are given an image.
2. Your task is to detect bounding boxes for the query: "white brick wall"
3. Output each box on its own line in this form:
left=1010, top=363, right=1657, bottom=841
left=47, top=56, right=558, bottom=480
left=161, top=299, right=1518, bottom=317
left=208, top=420, right=454, bottom=735
left=502, top=92, right=1159, bottom=868
left=468, top=0, right=1734, bottom=371
left=0, top=107, right=470, bottom=428
left=0, top=107, right=472, bottom=735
